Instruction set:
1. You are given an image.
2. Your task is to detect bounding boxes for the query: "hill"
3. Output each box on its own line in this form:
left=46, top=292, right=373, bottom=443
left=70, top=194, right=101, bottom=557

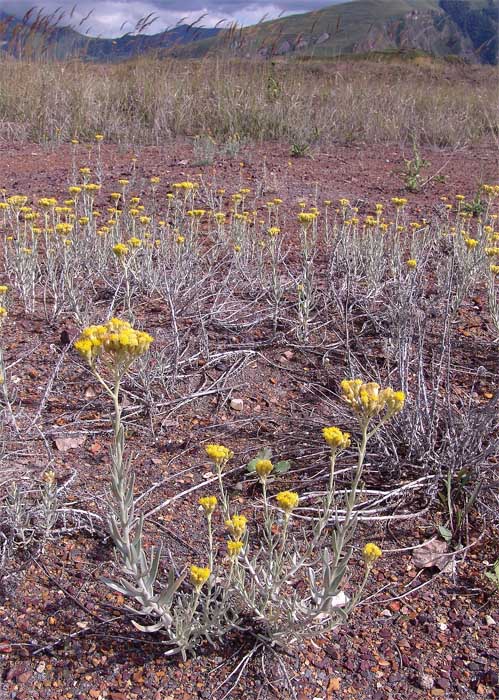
left=185, top=0, right=498, bottom=64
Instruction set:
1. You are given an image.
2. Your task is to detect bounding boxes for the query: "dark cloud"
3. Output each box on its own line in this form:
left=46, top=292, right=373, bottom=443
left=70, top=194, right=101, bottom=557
left=1, top=0, right=350, bottom=36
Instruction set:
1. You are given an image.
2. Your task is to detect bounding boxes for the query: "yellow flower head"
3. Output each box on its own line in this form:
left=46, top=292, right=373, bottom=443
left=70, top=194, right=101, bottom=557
left=341, top=379, right=405, bottom=420
left=490, top=264, right=499, bottom=275
left=205, top=444, right=233, bottom=465
left=363, top=542, right=382, bottom=565
left=173, top=181, right=195, bottom=191
left=322, top=427, right=351, bottom=450
left=267, top=227, right=281, bottom=237
left=0, top=285, right=8, bottom=295
left=225, top=514, right=247, bottom=539
left=198, top=495, right=217, bottom=516
left=95, top=134, right=104, bottom=142
left=391, top=197, right=408, bottom=208
left=298, top=212, right=317, bottom=225
left=113, top=243, right=129, bottom=257
left=7, top=195, right=28, bottom=208
left=255, top=459, right=273, bottom=480
left=74, top=318, right=153, bottom=369
left=128, top=237, right=142, bottom=248
left=406, top=259, right=417, bottom=269
left=276, top=490, right=299, bottom=514
left=189, top=565, right=210, bottom=591
left=38, top=197, right=58, bottom=208
left=227, top=540, right=244, bottom=558
left=464, top=238, right=478, bottom=250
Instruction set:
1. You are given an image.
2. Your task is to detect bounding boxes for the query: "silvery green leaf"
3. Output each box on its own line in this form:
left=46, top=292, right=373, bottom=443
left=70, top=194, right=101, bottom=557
left=131, top=619, right=165, bottom=633
left=438, top=525, right=453, bottom=543
left=102, top=576, right=138, bottom=597
left=146, top=545, right=162, bottom=589
left=274, top=460, right=291, bottom=474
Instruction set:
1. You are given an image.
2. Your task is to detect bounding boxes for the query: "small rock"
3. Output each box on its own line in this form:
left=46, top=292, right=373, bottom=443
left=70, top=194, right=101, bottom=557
left=485, top=615, right=496, bottom=626
left=283, top=350, right=294, bottom=360
left=431, top=690, right=445, bottom=697
left=436, top=678, right=450, bottom=690
left=419, top=673, right=434, bottom=690
left=230, top=398, right=243, bottom=411
left=381, top=609, right=392, bottom=617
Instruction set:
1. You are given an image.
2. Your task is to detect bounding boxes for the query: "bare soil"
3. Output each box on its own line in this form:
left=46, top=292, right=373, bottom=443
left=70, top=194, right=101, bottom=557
left=0, top=141, right=498, bottom=700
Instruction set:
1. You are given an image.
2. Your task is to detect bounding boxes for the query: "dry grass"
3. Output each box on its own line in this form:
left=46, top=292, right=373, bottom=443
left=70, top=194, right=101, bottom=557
left=0, top=54, right=497, bottom=147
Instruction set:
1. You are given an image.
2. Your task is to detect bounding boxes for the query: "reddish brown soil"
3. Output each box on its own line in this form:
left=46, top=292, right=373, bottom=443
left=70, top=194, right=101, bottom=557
left=0, top=141, right=498, bottom=700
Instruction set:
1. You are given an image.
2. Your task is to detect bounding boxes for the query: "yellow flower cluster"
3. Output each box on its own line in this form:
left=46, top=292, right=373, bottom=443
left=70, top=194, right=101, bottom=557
left=173, top=181, right=196, bottom=191
left=74, top=318, right=153, bottom=368
left=276, top=490, right=299, bottom=513
left=341, top=379, right=405, bottom=419
left=199, top=495, right=217, bottom=516
left=391, top=197, right=408, bottom=208
left=322, top=426, right=351, bottom=450
left=205, top=443, right=233, bottom=465
left=298, top=212, right=317, bottom=224
left=227, top=540, right=244, bottom=558
left=406, top=259, right=417, bottom=269
left=189, top=565, right=211, bottom=591
left=225, top=514, right=247, bottom=539
left=363, top=542, right=382, bottom=565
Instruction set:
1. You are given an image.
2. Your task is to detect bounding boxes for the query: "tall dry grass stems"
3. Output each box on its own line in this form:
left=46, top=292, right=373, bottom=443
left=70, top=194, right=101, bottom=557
left=0, top=55, right=496, bottom=147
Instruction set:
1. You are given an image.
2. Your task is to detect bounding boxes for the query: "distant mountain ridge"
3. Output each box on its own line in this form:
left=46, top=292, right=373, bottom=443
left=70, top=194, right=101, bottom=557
left=0, top=9, right=221, bottom=60
left=0, top=0, right=497, bottom=64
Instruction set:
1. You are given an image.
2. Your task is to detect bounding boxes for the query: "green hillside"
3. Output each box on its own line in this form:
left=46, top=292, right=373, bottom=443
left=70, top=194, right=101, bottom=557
left=181, top=0, right=498, bottom=64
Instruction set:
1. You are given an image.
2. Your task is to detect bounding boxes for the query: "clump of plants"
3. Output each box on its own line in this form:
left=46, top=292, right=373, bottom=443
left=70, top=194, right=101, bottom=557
left=75, top=319, right=405, bottom=657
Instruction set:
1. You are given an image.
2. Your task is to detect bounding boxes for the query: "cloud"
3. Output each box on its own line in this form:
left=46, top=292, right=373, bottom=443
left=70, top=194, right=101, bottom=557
left=0, top=0, right=349, bottom=36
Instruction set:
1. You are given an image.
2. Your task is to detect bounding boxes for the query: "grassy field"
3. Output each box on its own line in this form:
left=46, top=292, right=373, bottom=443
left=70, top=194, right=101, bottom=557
left=0, top=54, right=497, bottom=147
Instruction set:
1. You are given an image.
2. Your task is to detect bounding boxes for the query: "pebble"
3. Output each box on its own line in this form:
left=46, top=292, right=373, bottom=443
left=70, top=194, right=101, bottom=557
left=419, top=673, right=434, bottom=690
left=230, top=398, right=243, bottom=411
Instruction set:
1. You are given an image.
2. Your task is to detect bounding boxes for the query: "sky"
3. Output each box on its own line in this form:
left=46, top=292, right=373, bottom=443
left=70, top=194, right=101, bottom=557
left=0, top=0, right=351, bottom=36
